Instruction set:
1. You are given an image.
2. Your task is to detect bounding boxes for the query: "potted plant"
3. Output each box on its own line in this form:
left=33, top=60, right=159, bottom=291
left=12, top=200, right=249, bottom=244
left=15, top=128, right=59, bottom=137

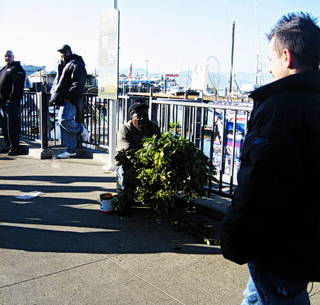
left=113, top=123, right=217, bottom=215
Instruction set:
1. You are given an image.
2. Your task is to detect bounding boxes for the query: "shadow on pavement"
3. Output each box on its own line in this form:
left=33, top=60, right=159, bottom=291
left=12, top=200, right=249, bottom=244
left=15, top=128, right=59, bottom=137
left=0, top=224, right=221, bottom=255
left=0, top=192, right=222, bottom=256
left=0, top=175, right=116, bottom=183
left=0, top=183, right=116, bottom=194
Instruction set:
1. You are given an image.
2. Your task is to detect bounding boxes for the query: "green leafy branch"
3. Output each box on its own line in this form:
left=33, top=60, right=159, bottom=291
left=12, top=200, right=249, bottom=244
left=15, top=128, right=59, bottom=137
left=114, top=123, right=217, bottom=215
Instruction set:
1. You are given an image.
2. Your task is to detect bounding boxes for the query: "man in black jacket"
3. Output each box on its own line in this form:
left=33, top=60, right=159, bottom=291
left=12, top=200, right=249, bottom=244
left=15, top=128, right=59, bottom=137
left=50, top=44, right=89, bottom=159
left=220, top=12, right=320, bottom=305
left=0, top=50, right=25, bottom=156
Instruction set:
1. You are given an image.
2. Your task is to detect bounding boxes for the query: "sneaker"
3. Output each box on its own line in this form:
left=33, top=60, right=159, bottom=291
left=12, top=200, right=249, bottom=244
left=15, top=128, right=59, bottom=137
left=80, top=124, right=89, bottom=142
left=57, top=151, right=77, bottom=159
left=8, top=148, right=20, bottom=156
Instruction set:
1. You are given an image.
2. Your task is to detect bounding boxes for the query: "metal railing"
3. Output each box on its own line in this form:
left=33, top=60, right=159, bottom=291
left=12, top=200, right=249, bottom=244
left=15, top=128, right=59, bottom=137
left=83, top=94, right=110, bottom=149
left=21, top=92, right=41, bottom=141
left=20, top=91, right=253, bottom=197
left=149, top=98, right=252, bottom=197
left=20, top=92, right=129, bottom=150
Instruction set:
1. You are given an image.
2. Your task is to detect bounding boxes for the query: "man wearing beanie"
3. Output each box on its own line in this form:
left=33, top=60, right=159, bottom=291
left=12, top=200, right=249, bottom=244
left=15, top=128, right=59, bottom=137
left=117, top=102, right=160, bottom=152
left=116, top=102, right=160, bottom=212
left=50, top=44, right=89, bottom=159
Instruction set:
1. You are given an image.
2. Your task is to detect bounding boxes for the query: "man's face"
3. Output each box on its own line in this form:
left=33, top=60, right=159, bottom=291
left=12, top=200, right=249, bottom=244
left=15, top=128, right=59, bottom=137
left=131, top=109, right=149, bottom=129
left=4, top=51, right=14, bottom=64
left=268, top=37, right=289, bottom=80
left=59, top=49, right=71, bottom=61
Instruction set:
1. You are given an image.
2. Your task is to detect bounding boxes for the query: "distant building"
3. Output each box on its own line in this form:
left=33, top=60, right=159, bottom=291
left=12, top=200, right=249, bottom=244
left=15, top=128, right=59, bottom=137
left=23, top=65, right=46, bottom=76
left=27, top=70, right=57, bottom=92
left=22, top=65, right=46, bottom=90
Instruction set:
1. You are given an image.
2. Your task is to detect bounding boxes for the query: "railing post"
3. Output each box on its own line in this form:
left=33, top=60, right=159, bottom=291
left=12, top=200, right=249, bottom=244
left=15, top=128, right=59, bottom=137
left=148, top=87, right=153, bottom=121
left=103, top=98, right=117, bottom=171
left=40, top=91, right=48, bottom=149
left=194, top=106, right=202, bottom=147
left=39, top=91, right=52, bottom=159
left=124, top=95, right=128, bottom=122
left=181, top=105, right=186, bottom=138
left=149, top=89, right=158, bottom=124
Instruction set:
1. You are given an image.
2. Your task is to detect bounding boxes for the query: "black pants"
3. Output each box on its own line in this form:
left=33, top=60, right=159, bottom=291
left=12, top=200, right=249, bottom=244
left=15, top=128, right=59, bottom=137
left=0, top=101, right=20, bottom=149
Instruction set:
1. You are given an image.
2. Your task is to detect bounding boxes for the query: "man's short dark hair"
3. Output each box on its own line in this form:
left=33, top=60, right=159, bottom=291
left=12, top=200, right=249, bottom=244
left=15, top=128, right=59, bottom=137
left=128, top=103, right=149, bottom=116
left=267, top=12, right=320, bottom=70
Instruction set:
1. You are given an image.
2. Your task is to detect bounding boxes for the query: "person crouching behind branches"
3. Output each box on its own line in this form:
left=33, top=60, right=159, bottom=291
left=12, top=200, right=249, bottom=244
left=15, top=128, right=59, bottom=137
left=116, top=102, right=161, bottom=213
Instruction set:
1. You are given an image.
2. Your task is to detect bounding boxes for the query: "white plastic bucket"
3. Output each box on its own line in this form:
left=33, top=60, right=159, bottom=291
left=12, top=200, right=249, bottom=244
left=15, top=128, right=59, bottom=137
left=100, top=199, right=113, bottom=214
left=99, top=193, right=114, bottom=214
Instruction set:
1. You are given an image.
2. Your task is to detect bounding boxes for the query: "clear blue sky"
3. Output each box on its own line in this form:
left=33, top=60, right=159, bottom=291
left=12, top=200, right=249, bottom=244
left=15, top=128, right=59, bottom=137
left=0, top=0, right=319, bottom=75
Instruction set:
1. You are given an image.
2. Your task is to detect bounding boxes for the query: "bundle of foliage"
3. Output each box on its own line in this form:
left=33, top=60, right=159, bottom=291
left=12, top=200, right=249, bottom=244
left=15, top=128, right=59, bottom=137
left=113, top=124, right=217, bottom=215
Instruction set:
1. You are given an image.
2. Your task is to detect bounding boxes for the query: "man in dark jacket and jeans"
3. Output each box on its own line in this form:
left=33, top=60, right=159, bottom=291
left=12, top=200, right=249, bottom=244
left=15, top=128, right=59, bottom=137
left=50, top=44, right=89, bottom=159
left=220, top=12, right=320, bottom=305
left=0, top=50, right=25, bottom=156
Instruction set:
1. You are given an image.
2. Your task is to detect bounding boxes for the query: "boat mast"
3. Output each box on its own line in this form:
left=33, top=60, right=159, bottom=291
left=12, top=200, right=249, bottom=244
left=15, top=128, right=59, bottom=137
left=229, top=21, right=235, bottom=93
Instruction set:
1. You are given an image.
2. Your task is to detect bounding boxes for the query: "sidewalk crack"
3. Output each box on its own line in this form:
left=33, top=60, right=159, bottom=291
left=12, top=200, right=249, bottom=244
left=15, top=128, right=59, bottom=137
left=0, top=257, right=108, bottom=290
left=105, top=256, right=187, bottom=305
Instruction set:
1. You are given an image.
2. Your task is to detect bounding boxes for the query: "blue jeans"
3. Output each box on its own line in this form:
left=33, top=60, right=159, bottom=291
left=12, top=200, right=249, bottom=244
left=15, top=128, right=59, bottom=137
left=0, top=101, right=20, bottom=149
left=241, top=262, right=310, bottom=305
left=58, top=101, right=82, bottom=151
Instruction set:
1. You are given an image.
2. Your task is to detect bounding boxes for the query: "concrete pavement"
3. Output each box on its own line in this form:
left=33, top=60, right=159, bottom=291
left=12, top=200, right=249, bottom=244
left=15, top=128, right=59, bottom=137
left=0, top=153, right=319, bottom=305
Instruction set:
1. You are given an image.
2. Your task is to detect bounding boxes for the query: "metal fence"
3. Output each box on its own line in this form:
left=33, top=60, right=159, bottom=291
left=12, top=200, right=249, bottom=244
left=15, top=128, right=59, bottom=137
left=21, top=92, right=41, bottom=141
left=149, top=98, right=252, bottom=197
left=20, top=91, right=253, bottom=197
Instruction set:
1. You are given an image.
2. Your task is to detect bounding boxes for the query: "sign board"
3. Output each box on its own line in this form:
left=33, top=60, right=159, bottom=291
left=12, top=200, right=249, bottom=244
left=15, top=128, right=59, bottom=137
left=98, top=9, right=119, bottom=99
left=191, top=64, right=207, bottom=90
left=165, top=74, right=179, bottom=78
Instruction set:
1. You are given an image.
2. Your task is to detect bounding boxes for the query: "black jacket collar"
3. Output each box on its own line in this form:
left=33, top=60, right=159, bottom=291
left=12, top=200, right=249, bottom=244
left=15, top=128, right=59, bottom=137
left=250, top=71, right=320, bottom=102
left=6, top=61, right=21, bottom=68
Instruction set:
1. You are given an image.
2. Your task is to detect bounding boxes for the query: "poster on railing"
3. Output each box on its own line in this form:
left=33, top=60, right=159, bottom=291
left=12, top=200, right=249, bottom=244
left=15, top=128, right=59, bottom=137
left=225, top=114, right=246, bottom=152
left=207, top=112, right=247, bottom=175
left=98, top=8, right=119, bottom=100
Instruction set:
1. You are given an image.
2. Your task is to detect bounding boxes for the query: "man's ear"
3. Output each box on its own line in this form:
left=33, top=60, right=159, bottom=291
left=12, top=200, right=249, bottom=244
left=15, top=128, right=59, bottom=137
left=283, top=48, right=294, bottom=69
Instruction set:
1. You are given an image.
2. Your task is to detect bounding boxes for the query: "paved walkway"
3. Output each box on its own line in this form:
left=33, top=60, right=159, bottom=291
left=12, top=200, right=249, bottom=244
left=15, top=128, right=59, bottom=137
left=0, top=152, right=319, bottom=304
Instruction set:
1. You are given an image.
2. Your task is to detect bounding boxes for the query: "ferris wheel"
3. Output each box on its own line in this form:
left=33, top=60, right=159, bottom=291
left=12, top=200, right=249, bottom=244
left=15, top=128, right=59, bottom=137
left=206, top=56, right=221, bottom=94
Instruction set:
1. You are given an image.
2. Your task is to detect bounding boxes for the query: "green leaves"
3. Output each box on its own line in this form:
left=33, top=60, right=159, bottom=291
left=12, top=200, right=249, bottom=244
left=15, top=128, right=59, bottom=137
left=114, top=125, right=217, bottom=215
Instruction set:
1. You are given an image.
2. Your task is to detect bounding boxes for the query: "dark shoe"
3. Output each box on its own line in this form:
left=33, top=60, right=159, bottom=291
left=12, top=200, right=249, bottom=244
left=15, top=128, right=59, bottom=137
left=8, top=148, right=20, bottom=156
left=0, top=148, right=10, bottom=154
